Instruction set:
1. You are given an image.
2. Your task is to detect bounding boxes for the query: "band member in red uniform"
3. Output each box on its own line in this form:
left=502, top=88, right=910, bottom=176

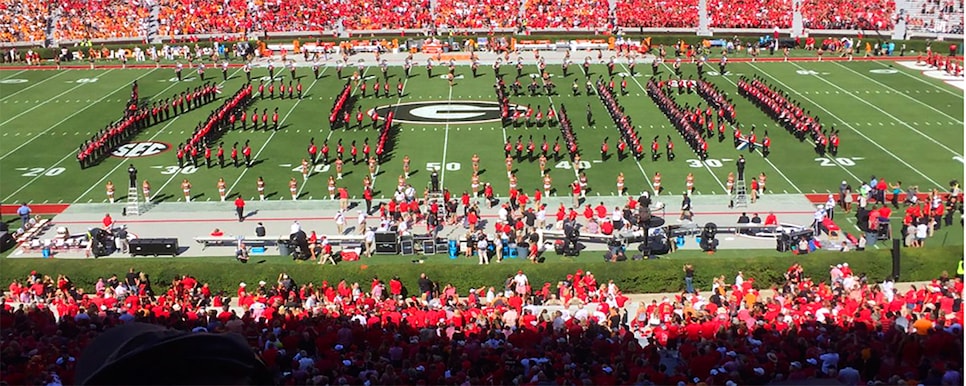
left=272, top=108, right=279, bottom=131
left=762, top=132, right=771, bottom=158
left=600, top=138, right=609, bottom=160
left=666, top=136, right=675, bottom=161
left=651, top=136, right=660, bottom=161
left=230, top=142, right=239, bottom=167
left=320, top=140, right=329, bottom=164
left=242, top=140, right=253, bottom=167
left=308, top=138, right=318, bottom=165
left=216, top=142, right=225, bottom=168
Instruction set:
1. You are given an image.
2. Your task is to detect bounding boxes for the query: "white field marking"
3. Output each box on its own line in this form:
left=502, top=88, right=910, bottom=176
left=3, top=151, right=77, bottom=201
left=750, top=65, right=892, bottom=185
left=711, top=73, right=804, bottom=194
left=324, top=66, right=366, bottom=144
left=12, top=68, right=199, bottom=202
left=792, top=63, right=963, bottom=156
left=440, top=85, right=453, bottom=188
left=795, top=62, right=960, bottom=157
left=613, top=63, right=654, bottom=189
left=78, top=63, right=244, bottom=202
left=73, top=116, right=183, bottom=202
left=0, top=71, right=70, bottom=101
left=829, top=62, right=964, bottom=133
left=0, top=69, right=28, bottom=79
left=0, top=69, right=155, bottom=161
left=888, top=61, right=965, bottom=98
left=658, top=60, right=727, bottom=194
left=370, top=76, right=408, bottom=192
left=0, top=69, right=117, bottom=127
left=227, top=67, right=326, bottom=197
left=751, top=63, right=945, bottom=189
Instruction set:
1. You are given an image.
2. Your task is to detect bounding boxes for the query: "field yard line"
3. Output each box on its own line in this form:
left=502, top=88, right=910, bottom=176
left=11, top=69, right=205, bottom=203
left=3, top=151, right=78, bottom=202
left=373, top=77, right=408, bottom=192
left=829, top=61, right=963, bottom=124
left=655, top=61, right=728, bottom=194
left=711, top=73, right=803, bottom=194
left=1, top=69, right=28, bottom=79
left=324, top=67, right=366, bottom=144
left=0, top=71, right=69, bottom=101
left=750, top=63, right=945, bottom=189
left=0, top=69, right=154, bottom=161
left=440, top=86, right=453, bottom=188
left=0, top=69, right=117, bottom=127
left=74, top=116, right=183, bottom=202
left=875, top=62, right=965, bottom=99
left=226, top=69, right=326, bottom=198
left=73, top=67, right=246, bottom=202
left=790, top=62, right=961, bottom=157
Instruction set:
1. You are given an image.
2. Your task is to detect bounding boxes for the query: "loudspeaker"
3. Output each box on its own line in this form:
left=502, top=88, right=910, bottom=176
left=130, top=238, right=179, bottom=257
left=401, top=240, right=414, bottom=255
left=375, top=232, right=398, bottom=243
left=0, top=231, right=13, bottom=252
left=891, top=239, right=901, bottom=280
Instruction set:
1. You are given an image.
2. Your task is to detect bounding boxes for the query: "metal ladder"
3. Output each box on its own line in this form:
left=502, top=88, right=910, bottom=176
left=126, top=186, right=141, bottom=216
left=733, top=178, right=748, bottom=208
left=427, top=192, right=446, bottom=219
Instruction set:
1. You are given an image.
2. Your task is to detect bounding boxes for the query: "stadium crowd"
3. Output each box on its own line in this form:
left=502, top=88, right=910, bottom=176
left=2, top=259, right=963, bottom=385
left=1, top=0, right=931, bottom=43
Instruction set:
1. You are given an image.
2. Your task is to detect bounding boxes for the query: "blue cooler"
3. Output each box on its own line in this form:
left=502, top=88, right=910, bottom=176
left=42, top=247, right=51, bottom=258
left=448, top=240, right=459, bottom=259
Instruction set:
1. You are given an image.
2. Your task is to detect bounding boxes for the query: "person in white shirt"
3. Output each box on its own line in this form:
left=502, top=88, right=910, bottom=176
left=477, top=236, right=489, bottom=264
left=611, top=207, right=623, bottom=230
left=357, top=211, right=367, bottom=234
left=335, top=211, right=346, bottom=235
left=290, top=221, right=301, bottom=235
left=536, top=206, right=547, bottom=229
left=513, top=271, right=528, bottom=295
left=364, top=228, right=375, bottom=258
left=735, top=271, right=744, bottom=288
left=915, top=220, right=928, bottom=247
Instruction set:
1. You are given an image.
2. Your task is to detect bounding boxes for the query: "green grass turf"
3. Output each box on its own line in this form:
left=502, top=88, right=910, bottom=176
left=0, top=60, right=962, bottom=206
left=2, top=246, right=962, bottom=294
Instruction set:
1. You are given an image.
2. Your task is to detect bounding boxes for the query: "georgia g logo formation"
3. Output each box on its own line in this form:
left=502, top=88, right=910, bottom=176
left=369, top=101, right=525, bottom=125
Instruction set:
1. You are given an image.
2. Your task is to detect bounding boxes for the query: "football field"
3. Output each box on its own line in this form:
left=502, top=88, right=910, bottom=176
left=0, top=58, right=962, bottom=206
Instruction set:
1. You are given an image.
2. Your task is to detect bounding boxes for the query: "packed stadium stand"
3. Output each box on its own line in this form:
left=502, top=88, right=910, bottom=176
left=340, top=0, right=433, bottom=30
left=0, top=0, right=50, bottom=42
left=615, top=0, right=700, bottom=28
left=0, top=0, right=962, bottom=43
left=53, top=0, right=150, bottom=40
left=434, top=0, right=521, bottom=29
left=707, top=0, right=793, bottom=28
left=522, top=0, right=611, bottom=29
left=800, top=0, right=896, bottom=30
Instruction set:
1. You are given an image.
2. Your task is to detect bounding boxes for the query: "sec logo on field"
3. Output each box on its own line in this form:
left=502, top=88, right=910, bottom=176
left=369, top=101, right=525, bottom=125
left=112, top=141, right=171, bottom=158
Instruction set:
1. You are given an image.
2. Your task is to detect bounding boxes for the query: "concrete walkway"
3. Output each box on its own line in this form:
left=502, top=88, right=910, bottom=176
left=9, top=193, right=819, bottom=258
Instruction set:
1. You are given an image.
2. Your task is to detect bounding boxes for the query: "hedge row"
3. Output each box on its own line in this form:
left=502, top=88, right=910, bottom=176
left=1, top=247, right=960, bottom=295
left=12, top=33, right=950, bottom=62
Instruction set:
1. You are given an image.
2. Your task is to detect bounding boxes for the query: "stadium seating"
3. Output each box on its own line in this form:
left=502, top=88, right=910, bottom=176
left=904, top=0, right=964, bottom=34
left=53, top=0, right=148, bottom=40
left=434, top=0, right=520, bottom=29
left=707, top=0, right=793, bottom=28
left=0, top=0, right=959, bottom=44
left=800, top=0, right=896, bottom=30
left=341, top=0, right=432, bottom=30
left=0, top=0, right=49, bottom=42
left=522, top=0, right=611, bottom=29
left=615, top=0, right=699, bottom=28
